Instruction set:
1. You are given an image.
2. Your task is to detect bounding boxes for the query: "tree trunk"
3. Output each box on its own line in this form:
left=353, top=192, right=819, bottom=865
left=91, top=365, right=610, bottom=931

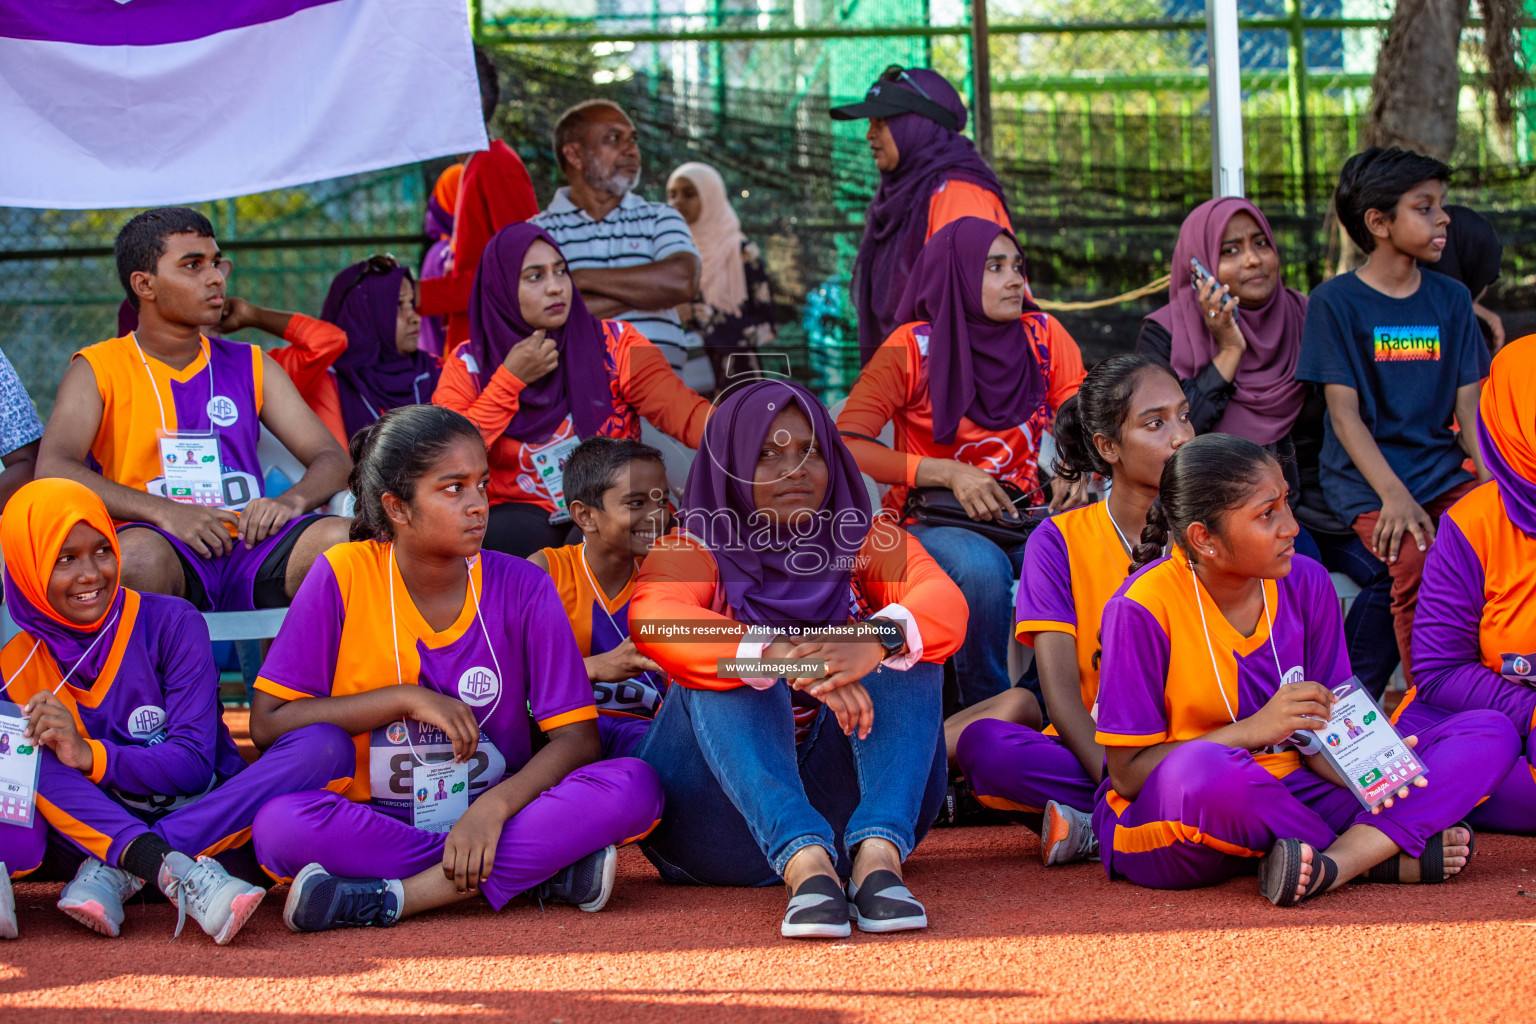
left=1365, top=0, right=1471, bottom=160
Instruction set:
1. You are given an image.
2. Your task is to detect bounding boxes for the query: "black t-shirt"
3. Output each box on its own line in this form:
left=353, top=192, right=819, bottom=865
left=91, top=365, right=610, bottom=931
left=1296, top=270, right=1489, bottom=524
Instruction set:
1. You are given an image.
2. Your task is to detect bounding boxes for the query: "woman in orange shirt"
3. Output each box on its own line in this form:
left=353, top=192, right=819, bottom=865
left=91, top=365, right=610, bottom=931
left=837, top=216, right=1086, bottom=709
left=434, top=223, right=711, bottom=558
left=630, top=380, right=967, bottom=939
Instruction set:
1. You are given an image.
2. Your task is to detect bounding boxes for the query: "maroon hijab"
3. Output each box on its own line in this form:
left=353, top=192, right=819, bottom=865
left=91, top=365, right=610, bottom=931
left=1147, top=198, right=1307, bottom=446
left=895, top=217, right=1045, bottom=446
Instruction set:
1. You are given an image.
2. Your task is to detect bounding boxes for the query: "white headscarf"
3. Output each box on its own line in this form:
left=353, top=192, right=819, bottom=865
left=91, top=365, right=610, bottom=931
left=669, top=161, right=748, bottom=317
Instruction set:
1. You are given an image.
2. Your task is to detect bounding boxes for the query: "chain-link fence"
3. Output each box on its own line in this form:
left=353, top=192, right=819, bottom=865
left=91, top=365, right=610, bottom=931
left=2, top=0, right=1531, bottom=417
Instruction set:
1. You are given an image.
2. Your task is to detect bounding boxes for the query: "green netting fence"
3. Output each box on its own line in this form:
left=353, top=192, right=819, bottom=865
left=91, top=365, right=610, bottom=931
left=2, top=4, right=1531, bottom=417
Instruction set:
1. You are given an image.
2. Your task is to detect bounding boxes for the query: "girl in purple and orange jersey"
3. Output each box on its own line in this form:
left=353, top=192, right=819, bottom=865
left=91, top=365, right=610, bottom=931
left=1093, top=434, right=1517, bottom=906
left=954, top=354, right=1193, bottom=865
left=249, top=405, right=662, bottom=932
left=0, top=479, right=354, bottom=943
left=1397, top=333, right=1536, bottom=833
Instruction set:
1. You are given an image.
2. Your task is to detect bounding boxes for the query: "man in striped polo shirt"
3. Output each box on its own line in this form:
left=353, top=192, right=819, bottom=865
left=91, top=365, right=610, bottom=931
left=532, top=100, right=701, bottom=376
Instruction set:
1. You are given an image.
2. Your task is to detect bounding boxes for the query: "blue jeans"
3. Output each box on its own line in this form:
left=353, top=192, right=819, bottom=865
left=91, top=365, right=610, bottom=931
left=633, top=662, right=947, bottom=886
left=907, top=524, right=1025, bottom=709
left=1296, top=526, right=1398, bottom=699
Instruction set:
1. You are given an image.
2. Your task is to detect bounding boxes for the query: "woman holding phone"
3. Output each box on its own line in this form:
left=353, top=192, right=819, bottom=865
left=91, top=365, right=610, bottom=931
left=1136, top=198, right=1397, bottom=700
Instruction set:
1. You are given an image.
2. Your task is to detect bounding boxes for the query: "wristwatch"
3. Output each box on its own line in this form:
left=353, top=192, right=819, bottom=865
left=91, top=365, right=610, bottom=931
left=865, top=616, right=907, bottom=658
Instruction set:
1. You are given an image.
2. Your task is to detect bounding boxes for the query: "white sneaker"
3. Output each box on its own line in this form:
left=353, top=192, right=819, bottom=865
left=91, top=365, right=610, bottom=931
left=157, top=852, right=265, bottom=945
left=0, top=865, right=16, bottom=939
left=58, top=858, right=145, bottom=937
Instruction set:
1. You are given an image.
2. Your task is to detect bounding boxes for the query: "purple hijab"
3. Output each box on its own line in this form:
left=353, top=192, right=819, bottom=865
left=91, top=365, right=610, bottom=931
left=321, top=262, right=440, bottom=439
left=418, top=193, right=455, bottom=358
left=896, top=217, right=1046, bottom=446
left=1146, top=198, right=1307, bottom=446
left=466, top=223, right=615, bottom=443
left=679, top=380, right=871, bottom=629
left=852, top=69, right=1010, bottom=366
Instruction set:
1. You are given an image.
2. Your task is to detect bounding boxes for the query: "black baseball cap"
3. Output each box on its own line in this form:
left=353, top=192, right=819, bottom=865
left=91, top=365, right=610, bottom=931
left=829, top=66, right=964, bottom=132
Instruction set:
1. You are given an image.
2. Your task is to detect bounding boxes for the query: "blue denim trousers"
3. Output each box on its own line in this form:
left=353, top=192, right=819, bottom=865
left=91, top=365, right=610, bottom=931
left=906, top=524, right=1026, bottom=709
left=634, top=661, right=947, bottom=886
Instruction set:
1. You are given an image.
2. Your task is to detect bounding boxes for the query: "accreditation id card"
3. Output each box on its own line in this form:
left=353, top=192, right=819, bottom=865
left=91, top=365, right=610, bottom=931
left=1288, top=675, right=1426, bottom=810
left=528, top=433, right=582, bottom=525
left=157, top=431, right=224, bottom=508
left=0, top=700, right=40, bottom=827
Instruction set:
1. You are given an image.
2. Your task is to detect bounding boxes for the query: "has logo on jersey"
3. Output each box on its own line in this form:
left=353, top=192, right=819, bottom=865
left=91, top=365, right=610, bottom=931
left=457, top=666, right=500, bottom=707
left=206, top=395, right=240, bottom=427
left=127, top=704, right=167, bottom=742
left=1282, top=665, right=1305, bottom=687
left=1501, top=652, right=1536, bottom=684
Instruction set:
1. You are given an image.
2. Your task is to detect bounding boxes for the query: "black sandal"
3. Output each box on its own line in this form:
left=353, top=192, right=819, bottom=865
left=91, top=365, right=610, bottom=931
left=1363, top=820, right=1474, bottom=884
left=1260, top=838, right=1339, bottom=907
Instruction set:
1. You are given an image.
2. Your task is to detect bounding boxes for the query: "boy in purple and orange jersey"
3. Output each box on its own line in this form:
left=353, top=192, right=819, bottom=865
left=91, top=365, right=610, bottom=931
left=0, top=479, right=353, bottom=943
left=1296, top=149, right=1491, bottom=683
left=37, top=207, right=352, bottom=612
left=529, top=437, right=671, bottom=761
left=1397, top=334, right=1536, bottom=833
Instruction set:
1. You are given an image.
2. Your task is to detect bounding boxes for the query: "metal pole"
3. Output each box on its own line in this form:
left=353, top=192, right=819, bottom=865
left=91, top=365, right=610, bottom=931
left=1205, top=0, right=1245, bottom=197
left=1285, top=0, right=1314, bottom=218
left=970, top=0, right=993, bottom=163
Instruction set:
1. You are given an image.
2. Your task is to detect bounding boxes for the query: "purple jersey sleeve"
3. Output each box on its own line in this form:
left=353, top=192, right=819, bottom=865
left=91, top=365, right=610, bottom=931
left=98, top=598, right=220, bottom=796
left=1292, top=556, right=1353, bottom=687
left=1094, top=595, right=1172, bottom=745
left=517, top=565, right=599, bottom=730
left=256, top=555, right=344, bottom=701
left=1017, top=518, right=1076, bottom=637
left=1412, top=517, right=1536, bottom=732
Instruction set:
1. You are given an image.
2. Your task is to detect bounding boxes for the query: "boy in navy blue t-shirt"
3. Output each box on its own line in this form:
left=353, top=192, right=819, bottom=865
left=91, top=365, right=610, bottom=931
left=1297, top=147, right=1490, bottom=682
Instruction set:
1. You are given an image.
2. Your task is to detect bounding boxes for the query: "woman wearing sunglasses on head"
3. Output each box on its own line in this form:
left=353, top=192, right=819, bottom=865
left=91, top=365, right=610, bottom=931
left=829, top=66, right=1015, bottom=368
left=434, top=223, right=712, bottom=558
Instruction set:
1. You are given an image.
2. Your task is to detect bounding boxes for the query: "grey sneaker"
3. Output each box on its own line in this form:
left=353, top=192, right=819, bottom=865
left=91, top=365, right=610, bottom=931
left=1041, top=800, right=1099, bottom=866
left=0, top=864, right=15, bottom=940
left=156, top=852, right=264, bottom=944
left=527, top=845, right=617, bottom=913
left=57, top=858, right=145, bottom=937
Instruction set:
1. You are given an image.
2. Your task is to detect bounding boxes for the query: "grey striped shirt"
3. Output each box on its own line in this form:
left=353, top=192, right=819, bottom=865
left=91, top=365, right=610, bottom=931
left=532, top=188, right=699, bottom=363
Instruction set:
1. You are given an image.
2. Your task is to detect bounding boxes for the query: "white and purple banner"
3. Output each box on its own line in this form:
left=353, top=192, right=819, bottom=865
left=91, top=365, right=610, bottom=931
left=0, top=0, right=487, bottom=209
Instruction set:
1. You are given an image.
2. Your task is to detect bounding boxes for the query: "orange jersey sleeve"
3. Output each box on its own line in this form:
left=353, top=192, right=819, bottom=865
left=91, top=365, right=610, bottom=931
left=433, top=342, right=528, bottom=449
left=926, top=179, right=1010, bottom=241
left=855, top=519, right=968, bottom=663
left=630, top=535, right=747, bottom=692
left=836, top=326, right=925, bottom=488
left=613, top=324, right=712, bottom=449
left=269, top=314, right=347, bottom=446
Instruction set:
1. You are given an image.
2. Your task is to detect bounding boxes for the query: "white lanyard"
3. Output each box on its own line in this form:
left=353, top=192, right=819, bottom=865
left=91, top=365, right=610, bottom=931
left=1105, top=503, right=1135, bottom=557
left=0, top=607, right=123, bottom=698
left=1187, top=556, right=1284, bottom=726
left=387, top=545, right=503, bottom=766
left=130, top=332, right=215, bottom=434
left=577, top=542, right=638, bottom=643
left=576, top=543, right=658, bottom=689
